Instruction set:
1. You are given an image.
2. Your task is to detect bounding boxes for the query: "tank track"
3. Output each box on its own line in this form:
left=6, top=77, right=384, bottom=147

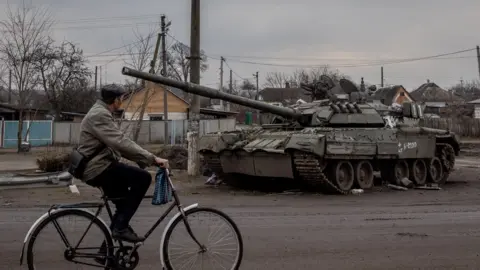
left=292, top=151, right=348, bottom=195
left=436, top=143, right=455, bottom=184
left=437, top=143, right=455, bottom=171
left=202, top=154, right=223, bottom=175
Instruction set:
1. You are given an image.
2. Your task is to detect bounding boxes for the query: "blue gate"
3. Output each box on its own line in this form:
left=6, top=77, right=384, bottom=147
left=3, top=120, right=53, bottom=148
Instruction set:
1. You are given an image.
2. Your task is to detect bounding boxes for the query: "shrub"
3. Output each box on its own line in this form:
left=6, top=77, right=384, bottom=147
left=36, top=148, right=70, bottom=172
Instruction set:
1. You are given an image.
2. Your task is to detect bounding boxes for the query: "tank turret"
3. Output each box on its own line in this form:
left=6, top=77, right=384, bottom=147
left=122, top=67, right=422, bottom=128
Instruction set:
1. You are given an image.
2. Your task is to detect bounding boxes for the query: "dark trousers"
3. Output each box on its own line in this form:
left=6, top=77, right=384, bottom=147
left=87, top=162, right=151, bottom=231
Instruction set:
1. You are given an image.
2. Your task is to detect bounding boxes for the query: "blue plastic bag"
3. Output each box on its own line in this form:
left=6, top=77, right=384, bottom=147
left=152, top=167, right=172, bottom=205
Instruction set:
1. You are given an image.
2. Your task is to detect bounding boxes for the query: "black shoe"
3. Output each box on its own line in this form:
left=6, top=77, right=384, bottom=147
left=112, top=228, right=146, bottom=243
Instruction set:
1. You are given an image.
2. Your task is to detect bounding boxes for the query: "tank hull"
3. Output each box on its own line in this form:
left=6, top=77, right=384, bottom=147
left=200, top=127, right=459, bottom=194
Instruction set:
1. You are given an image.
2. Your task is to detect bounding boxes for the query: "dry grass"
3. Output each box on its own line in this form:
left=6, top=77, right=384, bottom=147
left=35, top=146, right=70, bottom=172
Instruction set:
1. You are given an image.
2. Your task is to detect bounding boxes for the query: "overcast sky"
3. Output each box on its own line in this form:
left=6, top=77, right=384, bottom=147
left=1, top=0, right=479, bottom=91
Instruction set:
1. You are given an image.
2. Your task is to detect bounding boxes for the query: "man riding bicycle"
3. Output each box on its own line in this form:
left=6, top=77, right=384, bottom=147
left=75, top=84, right=168, bottom=243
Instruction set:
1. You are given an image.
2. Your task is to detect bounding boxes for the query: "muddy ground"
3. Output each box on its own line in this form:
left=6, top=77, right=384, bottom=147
left=1, top=148, right=480, bottom=269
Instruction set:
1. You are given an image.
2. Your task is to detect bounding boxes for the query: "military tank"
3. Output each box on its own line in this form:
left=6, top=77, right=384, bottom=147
left=121, top=67, right=460, bottom=195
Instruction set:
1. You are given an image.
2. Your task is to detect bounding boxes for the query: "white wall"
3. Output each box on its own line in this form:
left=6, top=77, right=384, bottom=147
left=474, top=105, right=480, bottom=119
left=53, top=118, right=237, bottom=145
left=123, top=112, right=187, bottom=120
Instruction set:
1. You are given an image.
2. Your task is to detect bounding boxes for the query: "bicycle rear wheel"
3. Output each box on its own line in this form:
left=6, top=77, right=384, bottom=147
left=162, top=207, right=243, bottom=270
left=26, top=209, right=114, bottom=269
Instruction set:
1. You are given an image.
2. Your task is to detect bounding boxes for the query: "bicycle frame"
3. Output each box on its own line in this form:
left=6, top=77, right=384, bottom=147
left=19, top=168, right=203, bottom=268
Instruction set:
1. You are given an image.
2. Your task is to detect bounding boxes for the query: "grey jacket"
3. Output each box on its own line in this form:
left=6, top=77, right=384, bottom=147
left=77, top=100, right=156, bottom=182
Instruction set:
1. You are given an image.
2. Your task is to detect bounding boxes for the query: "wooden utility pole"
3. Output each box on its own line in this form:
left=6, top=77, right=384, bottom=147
left=133, top=25, right=162, bottom=142
left=8, top=70, right=11, bottom=103
left=161, top=15, right=170, bottom=145
left=228, top=69, right=232, bottom=111
left=187, top=0, right=201, bottom=176
left=219, top=56, right=224, bottom=110
left=381, top=66, right=384, bottom=87
left=476, top=45, right=480, bottom=80
left=99, top=66, right=102, bottom=88
left=253, top=71, right=259, bottom=123
left=94, top=66, right=98, bottom=91
left=254, top=71, right=259, bottom=99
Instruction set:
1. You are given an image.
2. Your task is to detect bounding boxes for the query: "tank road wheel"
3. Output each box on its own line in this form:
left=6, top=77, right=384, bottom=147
left=427, top=157, right=443, bottom=184
left=330, top=161, right=355, bottom=192
left=409, top=159, right=427, bottom=186
left=440, top=144, right=456, bottom=171
left=438, top=144, right=455, bottom=184
left=354, top=160, right=374, bottom=190
left=392, top=160, right=409, bottom=186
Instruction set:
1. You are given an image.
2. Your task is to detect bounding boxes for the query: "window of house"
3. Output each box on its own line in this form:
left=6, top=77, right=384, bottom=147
left=149, top=116, right=163, bottom=121
left=400, top=92, right=405, bottom=96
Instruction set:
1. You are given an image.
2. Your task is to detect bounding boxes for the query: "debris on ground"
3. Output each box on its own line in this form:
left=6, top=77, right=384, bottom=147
left=205, top=172, right=222, bottom=185
left=400, top=177, right=414, bottom=188
left=387, top=184, right=409, bottom=191
left=414, top=184, right=442, bottom=190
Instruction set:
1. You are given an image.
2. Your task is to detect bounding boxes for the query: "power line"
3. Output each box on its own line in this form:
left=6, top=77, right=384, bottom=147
left=86, top=32, right=157, bottom=58
left=164, top=33, right=477, bottom=68
left=209, top=54, right=476, bottom=62
left=223, top=60, right=248, bottom=81
left=53, top=21, right=158, bottom=31
left=55, top=14, right=162, bottom=24
left=218, top=48, right=477, bottom=68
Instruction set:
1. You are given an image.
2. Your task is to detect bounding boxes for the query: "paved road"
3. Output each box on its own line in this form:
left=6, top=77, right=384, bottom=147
left=2, top=159, right=480, bottom=269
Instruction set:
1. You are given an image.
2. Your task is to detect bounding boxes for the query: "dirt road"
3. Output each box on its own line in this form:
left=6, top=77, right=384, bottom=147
left=2, top=157, right=480, bottom=269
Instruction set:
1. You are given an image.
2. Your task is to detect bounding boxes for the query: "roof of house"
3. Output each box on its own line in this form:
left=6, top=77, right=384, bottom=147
left=468, top=98, right=480, bottom=104
left=259, top=87, right=311, bottom=103
left=410, top=82, right=464, bottom=102
left=370, top=85, right=408, bottom=105
left=122, top=83, right=189, bottom=104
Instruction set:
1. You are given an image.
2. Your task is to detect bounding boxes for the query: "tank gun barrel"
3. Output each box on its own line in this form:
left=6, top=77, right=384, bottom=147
left=121, top=67, right=301, bottom=119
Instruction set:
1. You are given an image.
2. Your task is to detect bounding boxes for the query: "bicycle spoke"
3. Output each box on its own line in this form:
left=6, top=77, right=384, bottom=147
left=26, top=210, right=113, bottom=270
left=164, top=208, right=242, bottom=270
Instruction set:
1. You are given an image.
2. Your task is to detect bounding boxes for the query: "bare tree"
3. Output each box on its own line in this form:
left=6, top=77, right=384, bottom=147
left=263, top=66, right=350, bottom=89
left=0, top=5, right=53, bottom=151
left=162, top=41, right=209, bottom=100
left=123, top=26, right=158, bottom=85
left=33, top=38, right=91, bottom=118
left=263, top=72, right=289, bottom=88
left=449, top=79, right=480, bottom=102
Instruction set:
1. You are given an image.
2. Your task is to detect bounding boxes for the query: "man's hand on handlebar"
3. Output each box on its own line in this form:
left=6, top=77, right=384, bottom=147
left=155, top=157, right=169, bottom=168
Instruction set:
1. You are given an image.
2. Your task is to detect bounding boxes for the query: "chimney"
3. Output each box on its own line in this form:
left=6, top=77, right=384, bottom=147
left=427, top=79, right=430, bottom=83
left=285, top=81, right=290, bottom=88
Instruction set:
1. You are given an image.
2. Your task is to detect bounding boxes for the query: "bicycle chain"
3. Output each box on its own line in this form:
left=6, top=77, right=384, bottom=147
left=292, top=151, right=348, bottom=195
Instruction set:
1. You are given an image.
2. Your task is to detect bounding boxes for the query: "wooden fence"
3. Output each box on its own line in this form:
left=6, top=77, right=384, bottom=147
left=420, top=118, right=480, bottom=137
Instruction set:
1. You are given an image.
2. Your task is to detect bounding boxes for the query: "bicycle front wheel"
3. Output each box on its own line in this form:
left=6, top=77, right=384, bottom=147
left=162, top=207, right=243, bottom=270
left=26, top=209, right=114, bottom=269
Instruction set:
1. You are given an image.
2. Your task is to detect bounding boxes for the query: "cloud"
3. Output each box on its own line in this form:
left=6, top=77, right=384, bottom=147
left=0, top=0, right=479, bottom=92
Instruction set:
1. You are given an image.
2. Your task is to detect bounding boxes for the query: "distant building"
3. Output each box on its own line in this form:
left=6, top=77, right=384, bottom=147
left=370, top=85, right=415, bottom=105
left=468, top=99, right=480, bottom=119
left=410, top=81, right=464, bottom=103
left=259, top=82, right=310, bottom=106
left=121, top=81, right=190, bottom=121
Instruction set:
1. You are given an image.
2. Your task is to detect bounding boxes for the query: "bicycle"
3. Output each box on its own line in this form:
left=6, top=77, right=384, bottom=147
left=19, top=167, right=243, bottom=269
